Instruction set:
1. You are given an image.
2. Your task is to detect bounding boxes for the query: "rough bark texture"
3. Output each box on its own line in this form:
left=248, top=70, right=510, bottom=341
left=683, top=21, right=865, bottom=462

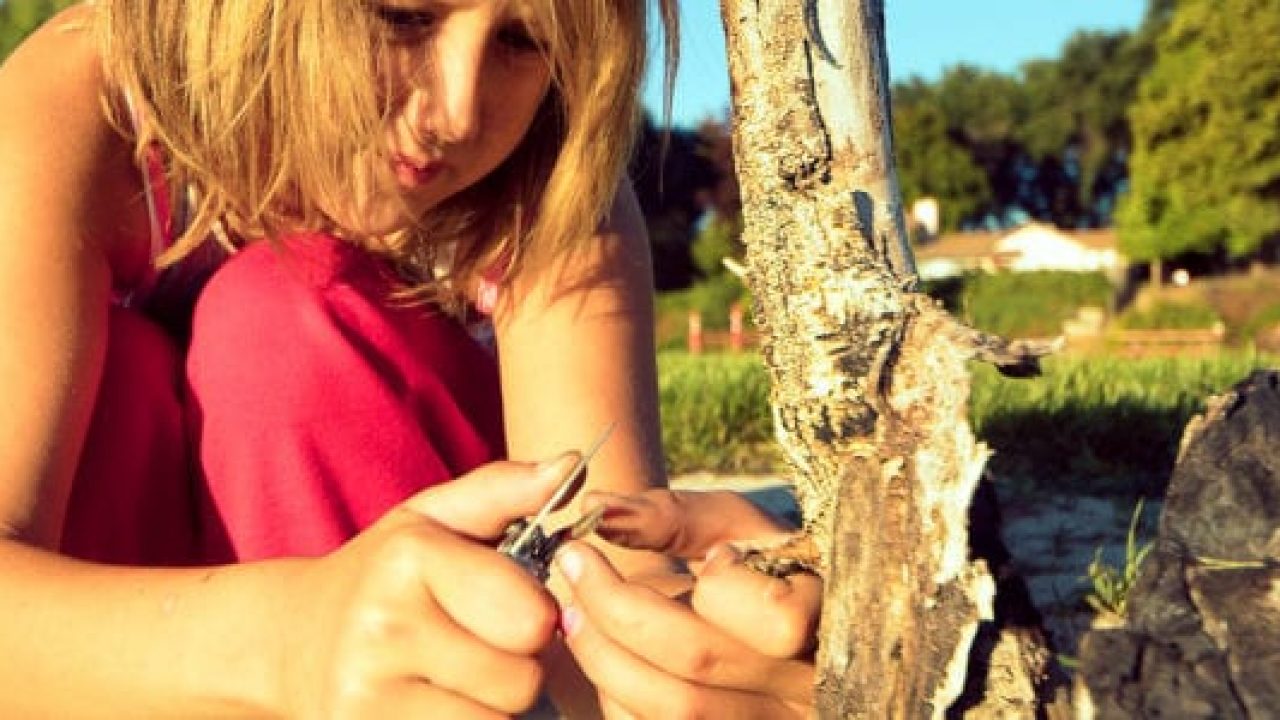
left=1076, top=370, right=1280, bottom=718
left=718, top=1, right=1061, bottom=717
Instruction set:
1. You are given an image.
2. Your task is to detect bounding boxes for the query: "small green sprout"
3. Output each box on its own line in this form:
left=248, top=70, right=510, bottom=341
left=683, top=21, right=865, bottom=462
left=1084, top=499, right=1153, bottom=620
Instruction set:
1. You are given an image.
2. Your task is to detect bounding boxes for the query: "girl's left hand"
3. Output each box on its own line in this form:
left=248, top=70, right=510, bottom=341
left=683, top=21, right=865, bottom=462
left=552, top=491, right=819, bottom=718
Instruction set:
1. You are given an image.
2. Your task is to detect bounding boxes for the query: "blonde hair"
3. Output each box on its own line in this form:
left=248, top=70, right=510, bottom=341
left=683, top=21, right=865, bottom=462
left=95, top=0, right=678, bottom=308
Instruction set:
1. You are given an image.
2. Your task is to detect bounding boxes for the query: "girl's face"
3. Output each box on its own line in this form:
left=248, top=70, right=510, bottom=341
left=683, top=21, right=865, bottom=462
left=361, top=0, right=552, bottom=234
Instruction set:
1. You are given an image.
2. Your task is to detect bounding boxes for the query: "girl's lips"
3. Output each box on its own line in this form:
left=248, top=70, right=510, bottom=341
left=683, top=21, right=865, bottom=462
left=392, top=155, right=443, bottom=188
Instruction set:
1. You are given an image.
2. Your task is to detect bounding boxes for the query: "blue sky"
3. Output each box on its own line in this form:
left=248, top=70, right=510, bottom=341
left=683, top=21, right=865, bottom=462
left=643, top=1, right=1149, bottom=128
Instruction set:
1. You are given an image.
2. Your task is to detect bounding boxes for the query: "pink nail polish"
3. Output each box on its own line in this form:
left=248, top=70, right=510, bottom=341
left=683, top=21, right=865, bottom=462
left=560, top=606, right=582, bottom=637
left=557, top=547, right=584, bottom=584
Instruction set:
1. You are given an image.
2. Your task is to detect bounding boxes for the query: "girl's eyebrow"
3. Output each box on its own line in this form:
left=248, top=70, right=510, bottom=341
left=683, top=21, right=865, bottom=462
left=373, top=0, right=536, bottom=22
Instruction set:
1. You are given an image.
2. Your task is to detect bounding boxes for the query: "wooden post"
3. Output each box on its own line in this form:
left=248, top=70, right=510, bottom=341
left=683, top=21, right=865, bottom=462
left=728, top=302, right=745, bottom=351
left=687, top=309, right=703, bottom=354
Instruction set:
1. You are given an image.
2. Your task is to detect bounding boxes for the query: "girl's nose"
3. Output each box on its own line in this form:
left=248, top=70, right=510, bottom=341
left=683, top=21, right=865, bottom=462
left=408, top=21, right=486, bottom=146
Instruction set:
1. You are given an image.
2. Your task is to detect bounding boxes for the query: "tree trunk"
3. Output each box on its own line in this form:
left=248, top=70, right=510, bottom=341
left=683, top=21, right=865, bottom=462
left=717, top=2, right=1060, bottom=717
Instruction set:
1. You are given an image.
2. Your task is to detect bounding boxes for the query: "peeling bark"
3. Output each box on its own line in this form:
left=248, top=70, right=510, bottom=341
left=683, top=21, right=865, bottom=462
left=719, top=0, right=912, bottom=566
left=717, top=1, right=1060, bottom=717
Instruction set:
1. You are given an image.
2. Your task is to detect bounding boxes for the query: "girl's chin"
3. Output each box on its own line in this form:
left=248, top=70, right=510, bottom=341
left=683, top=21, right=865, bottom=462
left=337, top=196, right=442, bottom=239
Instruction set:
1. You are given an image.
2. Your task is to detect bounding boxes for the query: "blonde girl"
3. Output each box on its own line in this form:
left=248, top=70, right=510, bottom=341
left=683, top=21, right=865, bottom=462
left=0, top=0, right=818, bottom=716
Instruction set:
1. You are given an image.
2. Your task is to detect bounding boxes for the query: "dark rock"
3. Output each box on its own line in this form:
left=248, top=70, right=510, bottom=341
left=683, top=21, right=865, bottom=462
left=1077, top=370, right=1280, bottom=718
left=1187, top=566, right=1280, bottom=718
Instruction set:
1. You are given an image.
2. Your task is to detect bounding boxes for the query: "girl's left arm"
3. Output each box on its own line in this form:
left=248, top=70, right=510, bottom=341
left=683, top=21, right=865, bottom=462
left=497, top=185, right=821, bottom=716
left=494, top=177, right=670, bottom=581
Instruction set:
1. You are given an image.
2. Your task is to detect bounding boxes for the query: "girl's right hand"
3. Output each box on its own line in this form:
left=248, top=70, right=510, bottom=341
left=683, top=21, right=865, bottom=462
left=278, top=457, right=578, bottom=719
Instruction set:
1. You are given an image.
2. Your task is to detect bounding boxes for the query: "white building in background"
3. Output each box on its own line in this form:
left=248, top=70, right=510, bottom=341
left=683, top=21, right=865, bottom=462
left=997, top=223, right=1120, bottom=273
left=910, top=197, right=940, bottom=240
left=912, top=221, right=1124, bottom=281
left=913, top=230, right=1006, bottom=280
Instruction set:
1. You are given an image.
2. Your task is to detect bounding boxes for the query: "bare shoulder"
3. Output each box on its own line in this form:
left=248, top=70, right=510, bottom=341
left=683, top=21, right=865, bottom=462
left=0, top=2, right=148, bottom=277
left=0, top=3, right=114, bottom=156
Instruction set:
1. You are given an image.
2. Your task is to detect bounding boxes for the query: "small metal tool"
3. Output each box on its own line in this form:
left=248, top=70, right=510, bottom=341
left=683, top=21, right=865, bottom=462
left=498, top=424, right=614, bottom=581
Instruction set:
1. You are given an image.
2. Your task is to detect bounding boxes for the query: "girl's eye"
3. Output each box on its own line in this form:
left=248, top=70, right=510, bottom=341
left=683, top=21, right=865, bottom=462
left=372, top=5, right=437, bottom=44
left=496, top=21, right=546, bottom=55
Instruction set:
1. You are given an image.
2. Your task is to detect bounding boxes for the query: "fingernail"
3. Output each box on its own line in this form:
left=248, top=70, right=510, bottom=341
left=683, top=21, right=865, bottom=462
left=535, top=452, right=576, bottom=479
left=560, top=606, right=582, bottom=637
left=582, top=493, right=635, bottom=523
left=557, top=546, right=584, bottom=584
left=703, top=545, right=741, bottom=574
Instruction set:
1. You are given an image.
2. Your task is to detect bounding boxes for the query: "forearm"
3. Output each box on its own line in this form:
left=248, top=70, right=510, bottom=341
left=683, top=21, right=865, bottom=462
left=0, top=539, right=297, bottom=717
left=498, top=245, right=664, bottom=489
left=496, top=179, right=668, bottom=579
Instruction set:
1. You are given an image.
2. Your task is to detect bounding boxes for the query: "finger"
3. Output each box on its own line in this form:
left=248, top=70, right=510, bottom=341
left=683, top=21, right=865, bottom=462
left=407, top=598, right=545, bottom=714
left=398, top=453, right=581, bottom=538
left=582, top=489, right=681, bottom=553
left=379, top=678, right=509, bottom=720
left=585, top=489, right=786, bottom=560
left=414, top=525, right=558, bottom=656
left=599, top=695, right=640, bottom=720
left=554, top=540, right=781, bottom=693
left=693, top=546, right=823, bottom=663
left=561, top=601, right=787, bottom=720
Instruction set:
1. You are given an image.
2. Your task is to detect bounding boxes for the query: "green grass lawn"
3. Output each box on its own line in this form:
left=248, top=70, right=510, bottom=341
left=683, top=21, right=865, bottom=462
left=659, top=350, right=1277, bottom=496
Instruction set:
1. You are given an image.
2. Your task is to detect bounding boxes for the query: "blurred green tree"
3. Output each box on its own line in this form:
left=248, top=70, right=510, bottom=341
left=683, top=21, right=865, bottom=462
left=932, top=65, right=1028, bottom=220
left=1, top=0, right=75, bottom=61
left=630, top=113, right=723, bottom=290
left=1117, top=0, right=1280, bottom=264
left=892, top=79, right=991, bottom=233
left=689, top=212, right=742, bottom=277
left=1018, top=29, right=1149, bottom=225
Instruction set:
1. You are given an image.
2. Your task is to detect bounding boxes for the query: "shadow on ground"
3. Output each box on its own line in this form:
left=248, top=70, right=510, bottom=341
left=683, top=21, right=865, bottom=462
left=980, top=401, right=1197, bottom=498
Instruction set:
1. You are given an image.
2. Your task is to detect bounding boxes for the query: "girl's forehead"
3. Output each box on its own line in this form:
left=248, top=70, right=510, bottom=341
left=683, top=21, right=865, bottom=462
left=393, top=0, right=538, bottom=12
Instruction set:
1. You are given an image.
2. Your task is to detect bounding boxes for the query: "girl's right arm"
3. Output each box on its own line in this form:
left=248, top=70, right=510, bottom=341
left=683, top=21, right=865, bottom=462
left=0, top=3, right=127, bottom=550
left=0, top=463, right=566, bottom=718
left=0, top=10, right=294, bottom=715
left=0, top=12, right=558, bottom=717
